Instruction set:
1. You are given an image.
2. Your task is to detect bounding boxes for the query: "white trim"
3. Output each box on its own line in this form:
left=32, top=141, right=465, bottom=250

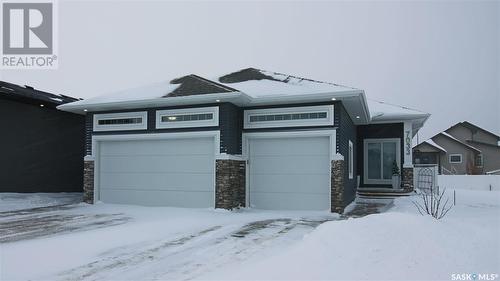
left=155, top=106, right=219, bottom=129
left=93, top=111, right=147, bottom=132
left=449, top=154, right=463, bottom=164
left=348, top=140, right=354, bottom=179
left=363, top=138, right=401, bottom=185
left=91, top=131, right=221, bottom=205
left=242, top=129, right=336, bottom=210
left=403, top=121, right=414, bottom=168
left=243, top=105, right=334, bottom=129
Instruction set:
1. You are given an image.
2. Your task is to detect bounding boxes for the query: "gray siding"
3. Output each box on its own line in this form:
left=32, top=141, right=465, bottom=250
left=219, top=103, right=243, bottom=154
left=1, top=99, right=85, bottom=192
left=85, top=103, right=238, bottom=155
left=432, top=134, right=479, bottom=175
left=335, top=103, right=357, bottom=206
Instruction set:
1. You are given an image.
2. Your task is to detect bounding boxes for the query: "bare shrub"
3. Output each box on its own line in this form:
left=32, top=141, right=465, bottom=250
left=413, top=188, right=453, bottom=219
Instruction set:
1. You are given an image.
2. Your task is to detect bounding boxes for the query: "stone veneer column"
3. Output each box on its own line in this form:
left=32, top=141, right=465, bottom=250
left=215, top=159, right=246, bottom=210
left=83, top=156, right=95, bottom=204
left=401, top=167, right=414, bottom=192
left=331, top=159, right=345, bottom=214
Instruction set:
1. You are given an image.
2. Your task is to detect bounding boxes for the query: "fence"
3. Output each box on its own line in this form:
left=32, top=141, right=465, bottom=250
left=437, top=175, right=500, bottom=191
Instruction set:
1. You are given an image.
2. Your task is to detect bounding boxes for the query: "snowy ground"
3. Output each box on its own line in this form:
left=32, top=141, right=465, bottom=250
left=1, top=189, right=498, bottom=281
left=0, top=193, right=82, bottom=212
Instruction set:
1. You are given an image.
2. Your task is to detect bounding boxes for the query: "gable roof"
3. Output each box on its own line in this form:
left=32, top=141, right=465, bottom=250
left=0, top=81, right=80, bottom=108
left=446, top=121, right=500, bottom=141
left=436, top=132, right=481, bottom=153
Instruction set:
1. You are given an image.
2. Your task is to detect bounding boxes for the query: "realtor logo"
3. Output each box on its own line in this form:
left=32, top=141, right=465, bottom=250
left=1, top=1, right=58, bottom=69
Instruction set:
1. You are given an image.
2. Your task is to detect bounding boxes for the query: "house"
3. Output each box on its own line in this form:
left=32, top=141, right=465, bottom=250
left=58, top=68, right=430, bottom=213
left=0, top=81, right=85, bottom=193
left=413, top=121, right=500, bottom=175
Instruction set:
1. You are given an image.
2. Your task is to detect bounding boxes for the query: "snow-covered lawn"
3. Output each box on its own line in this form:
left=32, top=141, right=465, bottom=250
left=1, top=189, right=498, bottom=281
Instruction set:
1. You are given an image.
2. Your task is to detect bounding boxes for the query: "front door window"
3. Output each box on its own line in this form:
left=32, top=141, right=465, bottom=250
left=364, top=139, right=400, bottom=184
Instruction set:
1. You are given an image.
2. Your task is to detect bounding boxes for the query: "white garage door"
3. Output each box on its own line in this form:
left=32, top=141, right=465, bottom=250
left=98, top=137, right=215, bottom=207
left=248, top=137, right=331, bottom=210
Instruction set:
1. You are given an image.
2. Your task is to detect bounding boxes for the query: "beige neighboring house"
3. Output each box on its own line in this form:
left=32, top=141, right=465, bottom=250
left=413, top=121, right=500, bottom=175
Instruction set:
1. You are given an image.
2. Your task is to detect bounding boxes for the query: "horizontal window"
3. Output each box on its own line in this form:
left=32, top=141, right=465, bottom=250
left=249, top=112, right=327, bottom=122
left=156, top=106, right=219, bottom=129
left=98, top=117, right=143, bottom=125
left=244, top=105, right=334, bottom=129
left=161, top=113, right=213, bottom=123
left=93, top=112, right=148, bottom=132
left=449, top=154, right=462, bottom=163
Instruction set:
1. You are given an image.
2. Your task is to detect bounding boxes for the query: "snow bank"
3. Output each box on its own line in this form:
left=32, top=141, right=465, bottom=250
left=438, top=175, right=500, bottom=191
left=203, top=189, right=500, bottom=280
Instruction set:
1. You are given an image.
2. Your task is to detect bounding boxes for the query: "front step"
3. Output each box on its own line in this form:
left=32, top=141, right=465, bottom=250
left=357, top=188, right=413, bottom=198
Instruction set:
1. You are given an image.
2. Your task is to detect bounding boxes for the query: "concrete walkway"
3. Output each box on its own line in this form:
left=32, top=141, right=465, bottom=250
left=342, top=198, right=394, bottom=218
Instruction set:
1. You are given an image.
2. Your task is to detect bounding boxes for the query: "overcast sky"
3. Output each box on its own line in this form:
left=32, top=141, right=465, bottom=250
left=1, top=0, right=498, bottom=141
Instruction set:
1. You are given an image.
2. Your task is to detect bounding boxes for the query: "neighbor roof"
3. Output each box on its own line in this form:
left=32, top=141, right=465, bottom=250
left=0, top=81, right=80, bottom=107
left=446, top=121, right=500, bottom=141
left=423, top=139, right=447, bottom=153
left=436, top=132, right=481, bottom=153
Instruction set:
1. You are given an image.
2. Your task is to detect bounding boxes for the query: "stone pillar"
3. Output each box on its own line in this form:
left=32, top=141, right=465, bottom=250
left=83, top=157, right=95, bottom=204
left=331, top=159, right=345, bottom=214
left=215, top=159, right=246, bottom=210
left=402, top=167, right=414, bottom=192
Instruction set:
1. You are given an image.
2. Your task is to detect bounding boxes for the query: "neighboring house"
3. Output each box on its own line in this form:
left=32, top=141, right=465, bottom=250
left=0, top=81, right=85, bottom=193
left=413, top=121, right=500, bottom=175
left=58, top=68, right=430, bottom=213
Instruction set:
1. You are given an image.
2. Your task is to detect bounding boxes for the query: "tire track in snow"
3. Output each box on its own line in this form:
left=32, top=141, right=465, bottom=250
left=56, top=217, right=333, bottom=281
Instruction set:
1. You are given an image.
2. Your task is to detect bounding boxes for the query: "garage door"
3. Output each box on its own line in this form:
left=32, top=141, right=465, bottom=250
left=98, top=137, right=215, bottom=207
left=248, top=137, right=331, bottom=210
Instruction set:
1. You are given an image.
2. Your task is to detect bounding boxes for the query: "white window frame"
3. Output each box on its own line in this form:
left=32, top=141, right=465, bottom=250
left=93, top=111, right=147, bottom=132
left=156, top=106, right=219, bottom=129
left=243, top=105, right=334, bottom=129
left=348, top=140, right=354, bottom=179
left=449, top=154, right=463, bottom=164
left=363, top=138, right=401, bottom=185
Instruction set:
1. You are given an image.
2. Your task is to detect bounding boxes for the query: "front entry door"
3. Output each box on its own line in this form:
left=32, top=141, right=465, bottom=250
left=364, top=138, right=401, bottom=185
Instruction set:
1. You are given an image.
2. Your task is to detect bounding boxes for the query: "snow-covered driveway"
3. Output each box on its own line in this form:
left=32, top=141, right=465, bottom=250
left=0, top=200, right=339, bottom=281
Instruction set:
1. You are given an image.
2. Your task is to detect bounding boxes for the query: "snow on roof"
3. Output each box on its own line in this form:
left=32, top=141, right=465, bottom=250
left=58, top=68, right=429, bottom=127
left=424, top=139, right=447, bottom=153
left=368, top=99, right=429, bottom=121
left=66, top=80, right=181, bottom=107
left=215, top=68, right=358, bottom=98
left=438, top=132, right=481, bottom=152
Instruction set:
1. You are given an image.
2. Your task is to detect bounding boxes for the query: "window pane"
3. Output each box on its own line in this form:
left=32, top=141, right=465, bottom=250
left=162, top=113, right=213, bottom=122
left=368, top=143, right=381, bottom=179
left=383, top=142, right=397, bottom=179
left=98, top=117, right=142, bottom=125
